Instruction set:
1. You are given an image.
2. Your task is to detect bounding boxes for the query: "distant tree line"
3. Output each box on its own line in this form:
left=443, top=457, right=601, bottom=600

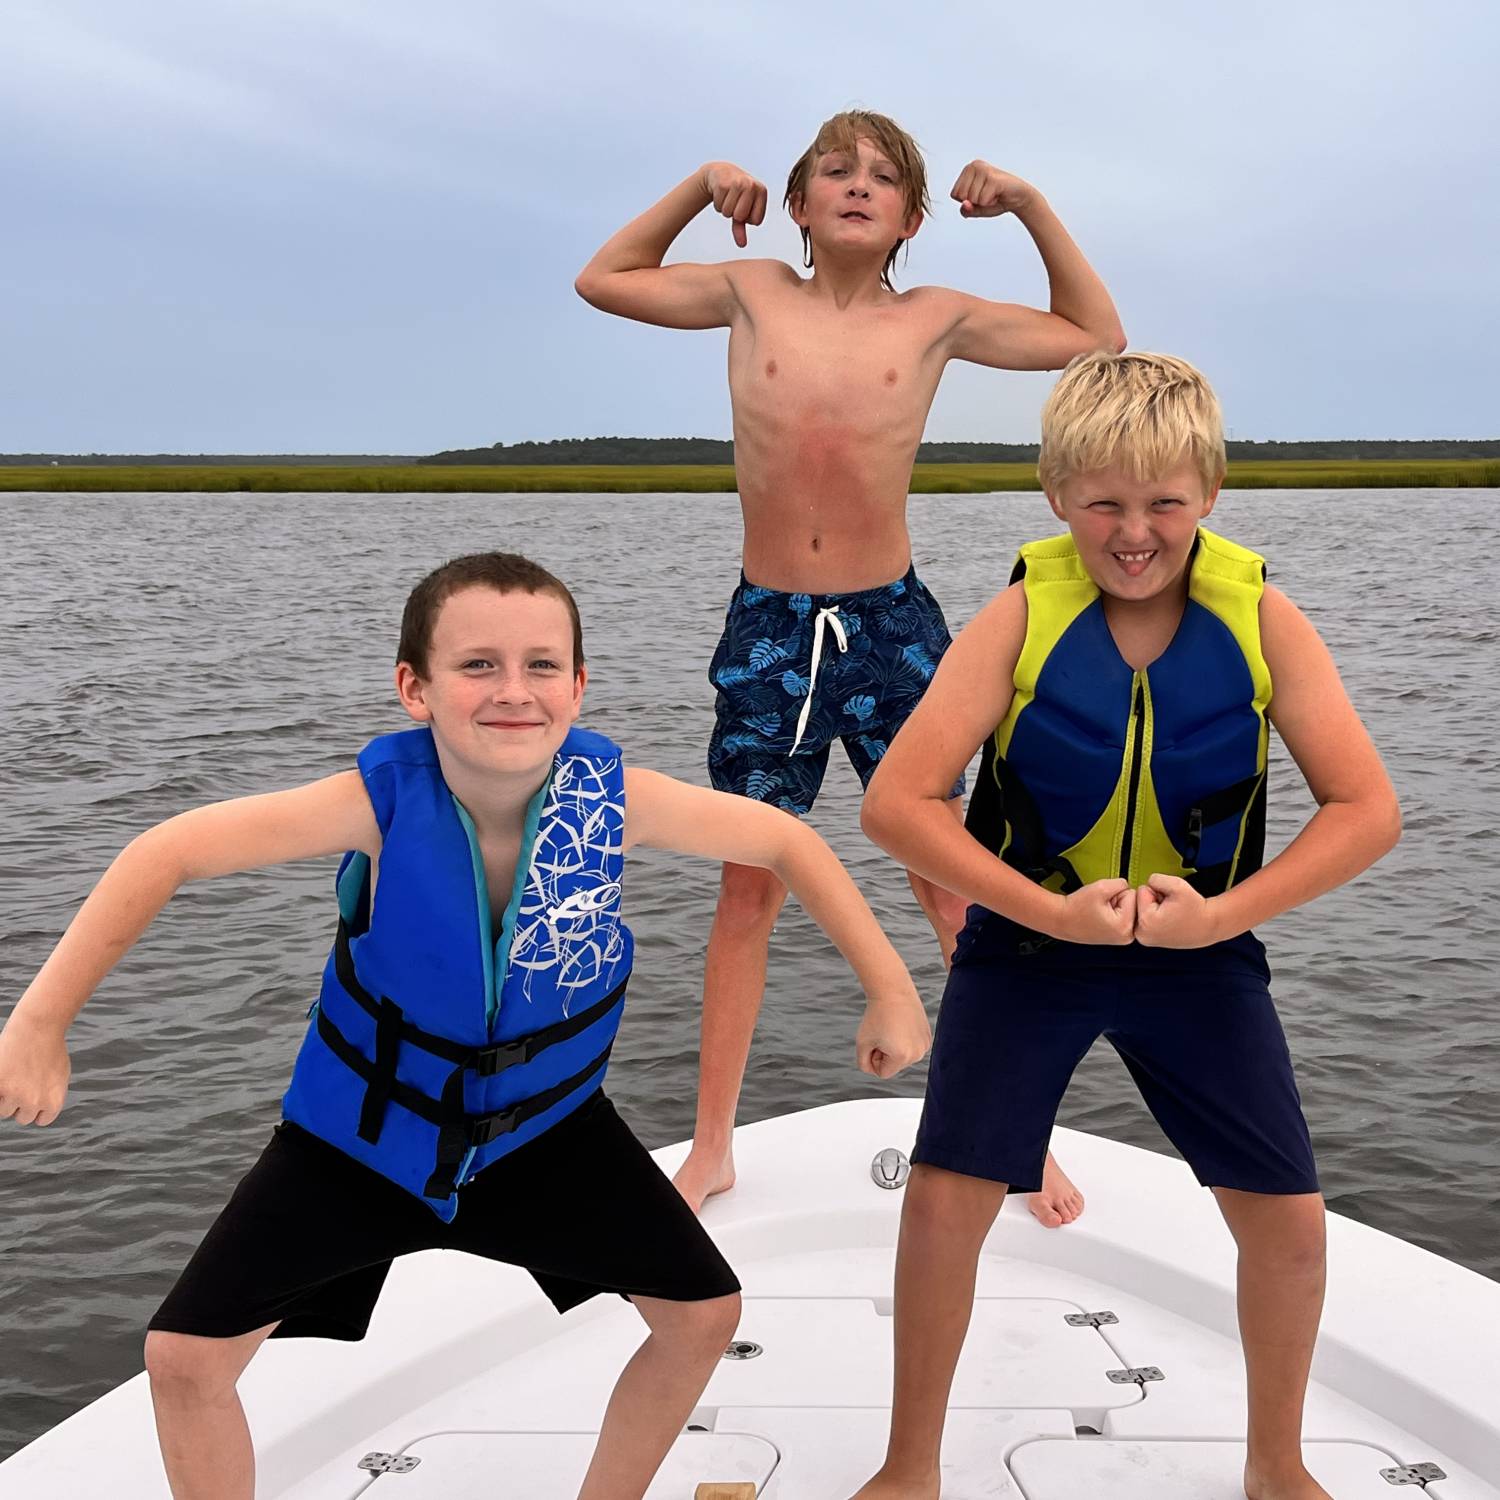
left=7, top=437, right=1498, bottom=469
left=419, top=436, right=1500, bottom=466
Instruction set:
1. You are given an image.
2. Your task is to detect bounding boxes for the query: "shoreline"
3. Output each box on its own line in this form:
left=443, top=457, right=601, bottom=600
left=2, top=459, right=1497, bottom=493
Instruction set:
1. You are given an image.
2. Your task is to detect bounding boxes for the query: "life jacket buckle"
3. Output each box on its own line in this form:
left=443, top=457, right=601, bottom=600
left=1184, top=806, right=1204, bottom=866
left=473, top=1036, right=534, bottom=1077
left=468, top=1106, right=523, bottom=1147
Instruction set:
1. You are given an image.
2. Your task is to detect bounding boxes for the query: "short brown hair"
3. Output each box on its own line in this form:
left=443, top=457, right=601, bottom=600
left=784, top=110, right=931, bottom=290
left=1039, top=351, right=1228, bottom=496
left=398, top=552, right=584, bottom=676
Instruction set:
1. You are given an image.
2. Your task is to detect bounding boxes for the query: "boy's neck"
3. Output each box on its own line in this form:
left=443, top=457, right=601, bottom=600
left=438, top=754, right=552, bottom=843
left=803, top=250, right=896, bottom=308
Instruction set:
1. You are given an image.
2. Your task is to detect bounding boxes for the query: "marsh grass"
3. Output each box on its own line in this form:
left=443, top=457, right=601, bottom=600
left=2, top=460, right=1496, bottom=494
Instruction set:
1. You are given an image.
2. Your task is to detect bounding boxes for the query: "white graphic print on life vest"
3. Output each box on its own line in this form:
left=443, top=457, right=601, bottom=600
left=507, top=752, right=627, bottom=1009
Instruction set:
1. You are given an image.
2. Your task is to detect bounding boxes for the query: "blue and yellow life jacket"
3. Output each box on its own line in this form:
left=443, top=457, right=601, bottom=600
left=966, top=527, right=1271, bottom=905
left=282, top=724, right=633, bottom=1220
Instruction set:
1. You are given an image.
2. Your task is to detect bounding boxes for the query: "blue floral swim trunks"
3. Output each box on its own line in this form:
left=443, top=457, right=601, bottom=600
left=707, top=565, right=966, bottom=815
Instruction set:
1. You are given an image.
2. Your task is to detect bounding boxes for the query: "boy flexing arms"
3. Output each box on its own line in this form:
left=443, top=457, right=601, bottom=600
left=857, top=352, right=1402, bottom=1500
left=577, top=110, right=1124, bottom=1218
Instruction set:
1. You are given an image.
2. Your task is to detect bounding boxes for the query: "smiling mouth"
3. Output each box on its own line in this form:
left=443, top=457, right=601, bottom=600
left=1114, top=550, right=1156, bottom=563
left=840, top=210, right=871, bottom=221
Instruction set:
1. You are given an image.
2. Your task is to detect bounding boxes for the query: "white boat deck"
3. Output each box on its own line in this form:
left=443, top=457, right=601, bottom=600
left=2, top=1100, right=1495, bottom=1498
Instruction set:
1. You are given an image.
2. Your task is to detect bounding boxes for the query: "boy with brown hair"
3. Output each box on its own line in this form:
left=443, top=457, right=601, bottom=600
left=0, top=551, right=932, bottom=1500
left=576, top=109, right=1124, bottom=1222
left=856, top=351, right=1402, bottom=1500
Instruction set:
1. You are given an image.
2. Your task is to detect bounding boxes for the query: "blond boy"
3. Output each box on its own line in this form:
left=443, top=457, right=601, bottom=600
left=855, top=352, right=1401, bottom=1500
left=576, top=110, right=1124, bottom=1222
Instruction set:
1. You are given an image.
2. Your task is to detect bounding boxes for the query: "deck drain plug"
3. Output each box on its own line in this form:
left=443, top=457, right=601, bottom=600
left=723, top=1340, right=763, bottom=1360
left=871, top=1147, right=911, bottom=1189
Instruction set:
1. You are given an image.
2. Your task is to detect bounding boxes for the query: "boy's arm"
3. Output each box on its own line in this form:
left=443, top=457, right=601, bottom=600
left=621, top=768, right=930, bottom=1077
left=939, top=163, right=1126, bottom=371
left=862, top=584, right=1136, bottom=944
left=0, top=772, right=380, bottom=1125
left=574, top=164, right=769, bottom=330
left=1138, top=586, right=1402, bottom=946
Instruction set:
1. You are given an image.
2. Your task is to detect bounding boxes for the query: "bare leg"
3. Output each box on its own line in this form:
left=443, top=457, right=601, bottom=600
left=575, top=1292, right=741, bottom=1500
left=145, top=1324, right=277, bottom=1500
left=674, top=862, right=788, bottom=1211
left=1214, top=1189, right=1333, bottom=1500
left=907, top=799, right=1083, bottom=1231
left=850, top=1163, right=1009, bottom=1499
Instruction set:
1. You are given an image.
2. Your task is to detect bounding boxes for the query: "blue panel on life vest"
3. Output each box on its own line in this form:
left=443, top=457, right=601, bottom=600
left=1007, top=600, right=1135, bottom=857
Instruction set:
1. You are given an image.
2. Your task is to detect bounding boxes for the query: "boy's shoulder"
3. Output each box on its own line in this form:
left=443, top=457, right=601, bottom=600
left=724, top=257, right=803, bottom=290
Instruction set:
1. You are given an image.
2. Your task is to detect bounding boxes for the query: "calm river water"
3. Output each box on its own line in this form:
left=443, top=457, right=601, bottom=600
left=1, top=488, right=1496, bottom=1458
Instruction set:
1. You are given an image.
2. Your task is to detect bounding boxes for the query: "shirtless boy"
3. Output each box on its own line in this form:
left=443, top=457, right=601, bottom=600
left=576, top=110, right=1125, bottom=1220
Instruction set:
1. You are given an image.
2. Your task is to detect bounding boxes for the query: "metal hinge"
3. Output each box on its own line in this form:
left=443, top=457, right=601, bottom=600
left=1065, top=1310, right=1119, bottom=1328
left=1106, top=1365, right=1164, bottom=1385
left=358, top=1451, right=421, bottom=1473
left=1381, top=1464, right=1448, bottom=1487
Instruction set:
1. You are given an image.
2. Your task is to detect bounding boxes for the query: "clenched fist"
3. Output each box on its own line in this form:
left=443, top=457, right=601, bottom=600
left=699, top=161, right=768, bottom=248
left=950, top=161, right=1037, bottom=219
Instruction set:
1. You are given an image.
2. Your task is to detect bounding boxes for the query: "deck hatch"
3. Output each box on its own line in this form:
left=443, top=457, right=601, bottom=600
left=1008, top=1438, right=1434, bottom=1498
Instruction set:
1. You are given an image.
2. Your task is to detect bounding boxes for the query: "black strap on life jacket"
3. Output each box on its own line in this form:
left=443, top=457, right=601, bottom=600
left=323, top=914, right=628, bottom=1163
left=1181, top=771, right=1265, bottom=867
left=314, top=1001, right=621, bottom=1201
left=334, top=914, right=626, bottom=1083
left=1182, top=770, right=1268, bottom=896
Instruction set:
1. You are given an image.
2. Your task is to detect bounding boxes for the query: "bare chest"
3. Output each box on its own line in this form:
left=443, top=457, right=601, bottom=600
left=730, top=301, right=943, bottom=426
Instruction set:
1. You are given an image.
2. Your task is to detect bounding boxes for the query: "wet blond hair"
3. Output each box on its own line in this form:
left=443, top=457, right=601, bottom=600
left=784, top=110, right=931, bottom=290
left=1038, top=351, right=1227, bottom=496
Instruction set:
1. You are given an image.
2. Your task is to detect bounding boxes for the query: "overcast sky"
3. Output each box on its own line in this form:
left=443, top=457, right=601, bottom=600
left=4, top=0, right=1496, bottom=452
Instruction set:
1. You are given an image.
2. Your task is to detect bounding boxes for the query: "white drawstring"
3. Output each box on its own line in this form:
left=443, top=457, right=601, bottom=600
left=789, top=606, right=849, bottom=755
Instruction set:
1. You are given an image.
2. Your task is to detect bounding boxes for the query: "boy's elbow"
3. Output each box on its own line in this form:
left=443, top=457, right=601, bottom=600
left=1381, top=793, right=1403, bottom=854
left=573, top=271, right=602, bottom=307
left=1086, top=322, right=1126, bottom=356
left=122, top=821, right=192, bottom=889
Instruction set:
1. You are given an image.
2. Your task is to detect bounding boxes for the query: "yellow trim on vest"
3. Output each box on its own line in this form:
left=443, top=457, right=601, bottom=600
left=993, top=526, right=1271, bottom=889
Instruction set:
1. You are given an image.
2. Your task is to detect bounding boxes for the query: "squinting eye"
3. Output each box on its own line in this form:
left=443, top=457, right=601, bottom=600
left=462, top=659, right=492, bottom=670
left=530, top=659, right=561, bottom=671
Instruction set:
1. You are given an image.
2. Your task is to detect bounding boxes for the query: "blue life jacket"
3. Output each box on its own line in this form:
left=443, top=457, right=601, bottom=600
left=282, top=724, right=633, bottom=1220
left=966, top=528, right=1271, bottom=919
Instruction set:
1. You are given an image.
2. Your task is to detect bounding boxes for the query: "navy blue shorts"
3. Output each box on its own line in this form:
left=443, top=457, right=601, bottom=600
left=707, top=566, right=965, bottom=815
left=913, top=912, right=1320, bottom=1196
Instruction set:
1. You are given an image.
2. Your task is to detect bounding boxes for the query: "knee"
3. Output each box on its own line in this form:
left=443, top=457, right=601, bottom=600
left=714, top=865, right=786, bottom=935
left=901, top=1165, right=1004, bottom=1247
left=695, top=1291, right=743, bottom=1351
left=662, top=1291, right=743, bottom=1357
left=1233, top=1197, right=1327, bottom=1278
left=144, top=1331, right=232, bottom=1406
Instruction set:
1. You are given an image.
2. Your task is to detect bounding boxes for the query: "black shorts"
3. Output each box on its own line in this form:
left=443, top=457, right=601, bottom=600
left=149, top=1092, right=739, bottom=1342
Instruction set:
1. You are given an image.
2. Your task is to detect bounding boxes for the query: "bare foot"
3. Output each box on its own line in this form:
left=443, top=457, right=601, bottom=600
left=848, top=1467, right=940, bottom=1500
left=672, top=1145, right=736, bottom=1212
left=1244, top=1463, right=1334, bottom=1500
left=1027, top=1152, right=1085, bottom=1228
